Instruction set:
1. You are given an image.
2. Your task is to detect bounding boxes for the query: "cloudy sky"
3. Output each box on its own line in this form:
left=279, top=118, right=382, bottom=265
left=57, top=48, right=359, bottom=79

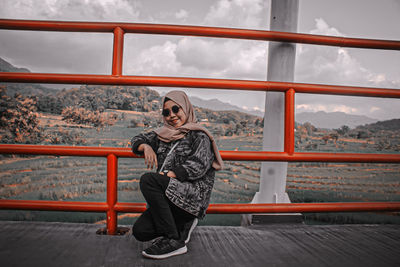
left=0, top=0, right=399, bottom=120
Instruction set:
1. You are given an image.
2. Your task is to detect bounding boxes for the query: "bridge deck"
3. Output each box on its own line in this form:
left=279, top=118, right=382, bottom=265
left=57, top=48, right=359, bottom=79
left=0, top=221, right=399, bottom=267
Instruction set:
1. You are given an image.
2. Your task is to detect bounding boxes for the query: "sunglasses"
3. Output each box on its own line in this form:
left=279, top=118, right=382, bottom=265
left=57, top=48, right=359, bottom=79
left=162, top=105, right=180, bottom=117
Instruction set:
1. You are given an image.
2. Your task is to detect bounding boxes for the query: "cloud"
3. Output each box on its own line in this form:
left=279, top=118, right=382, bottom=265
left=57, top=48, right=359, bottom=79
left=309, top=18, right=343, bottom=37
left=296, top=18, right=396, bottom=88
left=175, top=37, right=267, bottom=80
left=204, top=0, right=268, bottom=29
left=0, top=0, right=140, bottom=22
left=175, top=9, right=188, bottom=20
left=0, top=0, right=141, bottom=74
left=294, top=18, right=400, bottom=119
left=0, top=30, right=112, bottom=74
left=175, top=38, right=232, bottom=72
left=127, top=36, right=267, bottom=80
left=127, top=41, right=181, bottom=76
left=370, top=106, right=381, bottom=113
left=296, top=103, right=358, bottom=114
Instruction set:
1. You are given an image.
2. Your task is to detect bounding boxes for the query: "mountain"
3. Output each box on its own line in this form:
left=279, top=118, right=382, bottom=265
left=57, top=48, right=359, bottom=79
left=0, top=57, right=57, bottom=96
left=189, top=97, right=382, bottom=129
left=296, top=111, right=378, bottom=129
left=0, top=57, right=31, bottom=73
left=189, top=96, right=264, bottom=117
left=357, top=118, right=400, bottom=131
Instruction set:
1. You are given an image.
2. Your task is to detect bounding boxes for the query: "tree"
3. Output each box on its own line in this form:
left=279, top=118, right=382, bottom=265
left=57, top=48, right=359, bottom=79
left=336, top=125, right=350, bottom=136
left=61, top=107, right=115, bottom=127
left=303, top=122, right=316, bottom=135
left=0, top=87, right=42, bottom=143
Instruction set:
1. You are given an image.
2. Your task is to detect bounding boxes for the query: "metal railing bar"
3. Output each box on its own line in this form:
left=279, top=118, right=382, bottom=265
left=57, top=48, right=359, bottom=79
left=0, top=144, right=399, bottom=163
left=116, top=202, right=400, bottom=213
left=1, top=73, right=399, bottom=98
left=3, top=200, right=399, bottom=213
left=111, top=27, right=124, bottom=76
left=207, top=202, right=400, bottom=213
left=221, top=151, right=400, bottom=163
left=285, top=88, right=295, bottom=155
left=0, top=144, right=136, bottom=157
left=106, top=154, right=118, bottom=234
left=0, top=199, right=109, bottom=212
left=1, top=19, right=399, bottom=50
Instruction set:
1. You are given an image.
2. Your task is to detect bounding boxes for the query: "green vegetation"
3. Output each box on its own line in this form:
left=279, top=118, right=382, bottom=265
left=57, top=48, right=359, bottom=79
left=0, top=87, right=42, bottom=144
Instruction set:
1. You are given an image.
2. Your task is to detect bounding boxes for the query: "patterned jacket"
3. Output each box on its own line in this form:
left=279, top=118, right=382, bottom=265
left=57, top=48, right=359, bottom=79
left=131, top=130, right=216, bottom=218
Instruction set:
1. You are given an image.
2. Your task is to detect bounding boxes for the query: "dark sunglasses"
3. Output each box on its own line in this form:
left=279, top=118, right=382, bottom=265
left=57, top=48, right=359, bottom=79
left=162, top=105, right=180, bottom=117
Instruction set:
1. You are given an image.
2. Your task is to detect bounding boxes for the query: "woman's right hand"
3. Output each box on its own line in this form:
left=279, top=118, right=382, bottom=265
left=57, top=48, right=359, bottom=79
left=139, top=144, right=158, bottom=170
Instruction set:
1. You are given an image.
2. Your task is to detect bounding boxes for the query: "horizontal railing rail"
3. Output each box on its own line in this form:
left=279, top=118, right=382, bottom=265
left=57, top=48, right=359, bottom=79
left=1, top=19, right=399, bottom=234
left=1, top=19, right=400, bottom=50
left=1, top=73, right=400, bottom=98
left=1, top=199, right=400, bottom=214
left=0, top=144, right=400, bottom=163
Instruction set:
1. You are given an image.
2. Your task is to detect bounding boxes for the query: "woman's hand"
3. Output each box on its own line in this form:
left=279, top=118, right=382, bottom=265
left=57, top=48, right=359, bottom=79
left=139, top=144, right=158, bottom=170
left=159, top=171, right=177, bottom=178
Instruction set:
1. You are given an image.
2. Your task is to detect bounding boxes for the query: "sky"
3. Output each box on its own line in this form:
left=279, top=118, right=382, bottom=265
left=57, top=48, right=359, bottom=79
left=0, top=0, right=399, bottom=120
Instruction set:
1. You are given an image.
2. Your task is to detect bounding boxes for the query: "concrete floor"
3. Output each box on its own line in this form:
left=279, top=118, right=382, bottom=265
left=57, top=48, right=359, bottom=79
left=0, top=221, right=399, bottom=267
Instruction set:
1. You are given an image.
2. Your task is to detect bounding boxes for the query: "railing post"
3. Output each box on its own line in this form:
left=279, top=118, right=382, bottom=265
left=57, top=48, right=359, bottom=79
left=285, top=88, right=295, bottom=155
left=112, top=26, right=124, bottom=76
left=107, top=154, right=118, bottom=235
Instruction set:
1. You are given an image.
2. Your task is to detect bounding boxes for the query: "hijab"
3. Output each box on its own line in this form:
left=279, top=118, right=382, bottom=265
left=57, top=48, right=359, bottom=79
left=155, top=90, right=223, bottom=170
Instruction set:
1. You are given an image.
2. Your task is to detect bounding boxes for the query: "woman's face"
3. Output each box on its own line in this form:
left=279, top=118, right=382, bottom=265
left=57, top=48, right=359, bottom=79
left=163, top=100, right=187, bottom=128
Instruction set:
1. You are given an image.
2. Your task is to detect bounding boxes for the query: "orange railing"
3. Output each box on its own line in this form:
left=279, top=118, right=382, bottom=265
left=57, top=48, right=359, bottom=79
left=1, top=19, right=400, bottom=234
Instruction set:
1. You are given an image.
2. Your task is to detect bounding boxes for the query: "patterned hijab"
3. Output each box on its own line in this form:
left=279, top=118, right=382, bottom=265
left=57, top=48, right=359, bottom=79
left=155, top=90, right=223, bottom=170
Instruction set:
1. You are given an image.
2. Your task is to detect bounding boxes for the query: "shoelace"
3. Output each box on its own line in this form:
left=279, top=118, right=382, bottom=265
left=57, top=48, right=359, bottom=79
left=154, top=237, right=172, bottom=250
left=151, top=236, right=163, bottom=246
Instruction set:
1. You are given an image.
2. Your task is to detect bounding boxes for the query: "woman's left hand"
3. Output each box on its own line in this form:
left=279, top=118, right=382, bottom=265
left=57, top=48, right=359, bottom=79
left=159, top=171, right=176, bottom=178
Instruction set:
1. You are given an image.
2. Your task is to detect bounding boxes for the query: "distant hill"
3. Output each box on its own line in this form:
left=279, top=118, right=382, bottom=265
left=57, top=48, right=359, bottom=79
left=0, top=57, right=31, bottom=73
left=37, top=85, right=161, bottom=114
left=356, top=118, right=400, bottom=131
left=0, top=57, right=57, bottom=96
left=190, top=96, right=263, bottom=117
left=189, top=97, right=383, bottom=129
left=296, top=111, right=378, bottom=129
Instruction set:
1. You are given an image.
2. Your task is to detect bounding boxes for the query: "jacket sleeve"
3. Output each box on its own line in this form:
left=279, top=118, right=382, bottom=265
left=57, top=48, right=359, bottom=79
left=131, top=131, right=159, bottom=155
left=172, top=132, right=215, bottom=182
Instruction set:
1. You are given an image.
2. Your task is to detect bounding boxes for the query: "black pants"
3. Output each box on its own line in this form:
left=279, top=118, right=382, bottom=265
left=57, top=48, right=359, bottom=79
left=132, top=172, right=195, bottom=242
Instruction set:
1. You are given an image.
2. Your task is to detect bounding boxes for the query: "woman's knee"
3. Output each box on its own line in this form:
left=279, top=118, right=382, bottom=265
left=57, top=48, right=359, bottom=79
left=139, top=172, right=156, bottom=191
left=132, top=224, right=148, bottom=242
left=132, top=212, right=157, bottom=242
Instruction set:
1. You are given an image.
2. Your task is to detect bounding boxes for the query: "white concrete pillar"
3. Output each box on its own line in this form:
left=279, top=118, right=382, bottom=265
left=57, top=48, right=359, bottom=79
left=253, top=0, right=299, bottom=205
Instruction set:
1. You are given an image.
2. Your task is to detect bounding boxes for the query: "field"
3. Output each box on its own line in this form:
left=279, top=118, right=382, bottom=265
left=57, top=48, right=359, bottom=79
left=1, top=110, right=399, bottom=226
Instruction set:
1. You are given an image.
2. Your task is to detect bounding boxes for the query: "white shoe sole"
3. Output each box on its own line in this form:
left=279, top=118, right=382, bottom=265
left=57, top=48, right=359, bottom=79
left=185, top=218, right=198, bottom=244
left=142, top=245, right=187, bottom=259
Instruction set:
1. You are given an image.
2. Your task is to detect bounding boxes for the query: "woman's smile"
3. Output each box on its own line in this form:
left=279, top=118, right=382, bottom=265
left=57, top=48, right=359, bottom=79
left=163, top=100, right=187, bottom=128
left=168, top=117, right=180, bottom=126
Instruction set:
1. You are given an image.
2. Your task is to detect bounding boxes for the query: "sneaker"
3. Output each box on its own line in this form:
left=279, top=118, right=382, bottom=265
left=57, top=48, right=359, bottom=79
left=181, top=218, right=198, bottom=244
left=142, top=237, right=187, bottom=259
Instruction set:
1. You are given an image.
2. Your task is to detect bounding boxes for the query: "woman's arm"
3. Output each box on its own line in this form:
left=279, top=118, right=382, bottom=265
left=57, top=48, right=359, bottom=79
left=131, top=131, right=158, bottom=154
left=131, top=131, right=159, bottom=169
left=171, top=132, right=215, bottom=182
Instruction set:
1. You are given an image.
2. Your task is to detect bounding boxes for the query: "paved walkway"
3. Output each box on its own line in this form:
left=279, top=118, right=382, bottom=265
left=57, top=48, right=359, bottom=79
left=0, top=221, right=399, bottom=267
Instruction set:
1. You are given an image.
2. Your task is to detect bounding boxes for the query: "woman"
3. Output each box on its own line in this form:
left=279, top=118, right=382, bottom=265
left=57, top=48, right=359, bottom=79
left=131, top=90, right=223, bottom=259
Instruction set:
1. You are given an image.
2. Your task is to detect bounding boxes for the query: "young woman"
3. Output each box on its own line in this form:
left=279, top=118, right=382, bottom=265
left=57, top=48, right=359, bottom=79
left=131, top=90, right=223, bottom=259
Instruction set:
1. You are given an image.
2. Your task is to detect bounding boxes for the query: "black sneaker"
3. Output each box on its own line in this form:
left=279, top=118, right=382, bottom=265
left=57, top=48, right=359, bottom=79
left=142, top=237, right=187, bottom=259
left=180, top=218, right=198, bottom=244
